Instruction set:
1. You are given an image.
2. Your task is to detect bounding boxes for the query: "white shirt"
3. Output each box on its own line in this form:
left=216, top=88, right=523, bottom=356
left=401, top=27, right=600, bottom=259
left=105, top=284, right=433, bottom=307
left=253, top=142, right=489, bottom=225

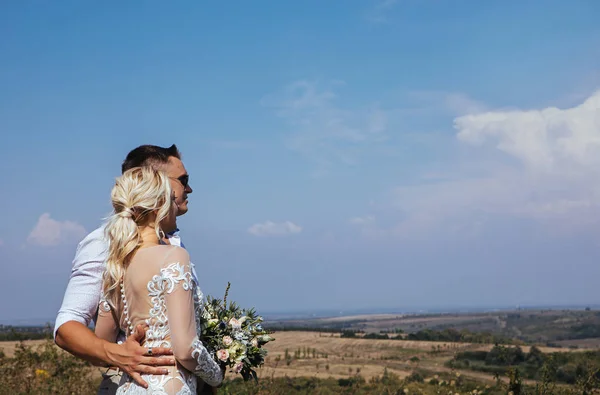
left=53, top=224, right=196, bottom=342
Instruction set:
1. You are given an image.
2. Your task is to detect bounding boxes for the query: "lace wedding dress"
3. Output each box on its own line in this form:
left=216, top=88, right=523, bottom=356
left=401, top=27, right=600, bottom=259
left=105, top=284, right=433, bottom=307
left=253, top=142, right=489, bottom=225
left=95, top=245, right=223, bottom=394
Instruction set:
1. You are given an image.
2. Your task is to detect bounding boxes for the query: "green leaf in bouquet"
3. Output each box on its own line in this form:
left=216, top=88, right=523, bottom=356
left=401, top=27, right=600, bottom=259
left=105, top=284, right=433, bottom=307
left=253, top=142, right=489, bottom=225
left=223, top=282, right=231, bottom=306
left=240, top=366, right=251, bottom=382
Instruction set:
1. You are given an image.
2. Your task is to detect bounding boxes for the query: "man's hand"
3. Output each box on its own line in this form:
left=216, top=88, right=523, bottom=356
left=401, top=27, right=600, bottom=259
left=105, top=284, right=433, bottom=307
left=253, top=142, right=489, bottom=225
left=56, top=321, right=177, bottom=388
left=104, top=324, right=176, bottom=388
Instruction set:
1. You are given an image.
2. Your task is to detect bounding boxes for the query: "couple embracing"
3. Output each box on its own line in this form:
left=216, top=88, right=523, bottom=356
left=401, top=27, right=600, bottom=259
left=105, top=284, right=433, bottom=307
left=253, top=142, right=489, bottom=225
left=54, top=144, right=223, bottom=394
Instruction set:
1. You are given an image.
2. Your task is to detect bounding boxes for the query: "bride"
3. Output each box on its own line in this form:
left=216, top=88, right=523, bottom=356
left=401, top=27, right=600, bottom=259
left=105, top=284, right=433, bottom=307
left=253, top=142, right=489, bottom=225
left=94, top=166, right=223, bottom=394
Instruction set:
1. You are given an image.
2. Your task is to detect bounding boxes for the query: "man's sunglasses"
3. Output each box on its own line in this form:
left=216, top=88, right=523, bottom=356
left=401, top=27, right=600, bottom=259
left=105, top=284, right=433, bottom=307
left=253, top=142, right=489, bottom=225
left=171, top=174, right=189, bottom=188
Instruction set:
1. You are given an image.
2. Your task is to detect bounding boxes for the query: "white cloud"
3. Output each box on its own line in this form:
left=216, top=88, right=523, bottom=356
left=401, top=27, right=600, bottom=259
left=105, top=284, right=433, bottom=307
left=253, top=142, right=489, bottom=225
left=262, top=82, right=487, bottom=177
left=349, top=216, right=375, bottom=225
left=27, top=213, right=87, bottom=247
left=348, top=215, right=389, bottom=240
left=405, top=91, right=488, bottom=117
left=385, top=90, right=600, bottom=239
left=261, top=80, right=389, bottom=175
left=366, top=0, right=398, bottom=24
left=247, top=221, right=303, bottom=237
left=455, top=90, right=600, bottom=171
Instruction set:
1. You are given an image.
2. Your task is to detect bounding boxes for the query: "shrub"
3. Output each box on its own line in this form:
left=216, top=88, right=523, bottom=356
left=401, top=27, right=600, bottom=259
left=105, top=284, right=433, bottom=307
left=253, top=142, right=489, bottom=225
left=0, top=340, right=99, bottom=394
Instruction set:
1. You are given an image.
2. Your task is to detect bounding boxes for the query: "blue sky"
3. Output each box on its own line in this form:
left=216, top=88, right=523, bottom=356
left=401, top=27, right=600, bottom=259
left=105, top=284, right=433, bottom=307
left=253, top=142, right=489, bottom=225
left=1, top=1, right=600, bottom=323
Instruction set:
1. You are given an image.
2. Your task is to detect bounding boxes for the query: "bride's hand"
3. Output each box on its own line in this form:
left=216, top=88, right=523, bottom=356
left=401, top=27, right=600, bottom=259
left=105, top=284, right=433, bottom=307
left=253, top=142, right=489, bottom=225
left=197, top=365, right=226, bottom=394
left=104, top=324, right=176, bottom=388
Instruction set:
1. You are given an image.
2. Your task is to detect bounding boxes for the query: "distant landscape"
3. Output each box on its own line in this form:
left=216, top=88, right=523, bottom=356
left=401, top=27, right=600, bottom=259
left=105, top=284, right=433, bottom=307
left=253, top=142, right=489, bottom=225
left=265, top=306, right=600, bottom=347
left=3, top=307, right=600, bottom=393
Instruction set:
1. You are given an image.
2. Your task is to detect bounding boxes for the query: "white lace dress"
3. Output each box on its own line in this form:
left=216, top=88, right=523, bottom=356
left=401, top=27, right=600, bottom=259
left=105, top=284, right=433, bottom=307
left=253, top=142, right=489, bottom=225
left=95, top=245, right=223, bottom=394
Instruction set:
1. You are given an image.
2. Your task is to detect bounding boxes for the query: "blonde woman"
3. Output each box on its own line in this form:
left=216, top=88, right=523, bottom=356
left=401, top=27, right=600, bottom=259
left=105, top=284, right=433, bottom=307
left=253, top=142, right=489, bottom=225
left=94, top=166, right=223, bottom=394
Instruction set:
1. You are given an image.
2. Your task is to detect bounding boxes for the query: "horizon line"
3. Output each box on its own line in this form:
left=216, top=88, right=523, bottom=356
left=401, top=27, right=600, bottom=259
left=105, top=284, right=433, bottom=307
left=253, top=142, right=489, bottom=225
left=3, top=303, right=599, bottom=327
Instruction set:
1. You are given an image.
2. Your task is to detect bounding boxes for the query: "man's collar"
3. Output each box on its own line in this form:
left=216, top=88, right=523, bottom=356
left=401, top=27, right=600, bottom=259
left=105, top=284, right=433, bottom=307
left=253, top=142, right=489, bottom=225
left=166, top=228, right=180, bottom=237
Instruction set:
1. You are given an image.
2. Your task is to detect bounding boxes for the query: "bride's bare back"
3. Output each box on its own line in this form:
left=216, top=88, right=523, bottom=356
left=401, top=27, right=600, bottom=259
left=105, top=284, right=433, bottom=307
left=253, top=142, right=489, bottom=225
left=95, top=244, right=222, bottom=394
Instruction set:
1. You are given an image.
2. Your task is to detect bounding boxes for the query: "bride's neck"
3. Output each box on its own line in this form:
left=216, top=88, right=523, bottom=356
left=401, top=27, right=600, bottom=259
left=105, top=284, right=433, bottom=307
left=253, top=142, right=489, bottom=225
left=139, top=225, right=161, bottom=247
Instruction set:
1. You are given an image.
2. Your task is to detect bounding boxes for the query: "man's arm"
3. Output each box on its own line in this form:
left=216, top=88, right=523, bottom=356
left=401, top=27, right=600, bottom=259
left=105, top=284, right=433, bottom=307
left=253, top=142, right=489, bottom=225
left=54, top=227, right=175, bottom=387
left=57, top=321, right=174, bottom=388
left=54, top=227, right=107, bottom=340
left=56, top=321, right=114, bottom=366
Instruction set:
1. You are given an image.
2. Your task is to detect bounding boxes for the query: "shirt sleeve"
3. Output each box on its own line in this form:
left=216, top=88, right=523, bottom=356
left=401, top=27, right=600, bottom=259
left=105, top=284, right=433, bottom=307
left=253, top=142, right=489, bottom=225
left=54, top=227, right=108, bottom=338
left=162, top=247, right=223, bottom=387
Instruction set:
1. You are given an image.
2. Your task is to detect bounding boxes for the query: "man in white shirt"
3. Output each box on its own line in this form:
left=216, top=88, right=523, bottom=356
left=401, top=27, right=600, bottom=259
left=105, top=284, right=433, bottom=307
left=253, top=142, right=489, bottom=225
left=54, top=144, right=194, bottom=394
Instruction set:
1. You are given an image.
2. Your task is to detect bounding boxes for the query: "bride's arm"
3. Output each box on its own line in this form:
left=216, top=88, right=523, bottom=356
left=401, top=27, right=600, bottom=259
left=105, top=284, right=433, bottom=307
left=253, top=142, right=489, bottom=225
left=94, top=296, right=119, bottom=343
left=163, top=247, right=223, bottom=387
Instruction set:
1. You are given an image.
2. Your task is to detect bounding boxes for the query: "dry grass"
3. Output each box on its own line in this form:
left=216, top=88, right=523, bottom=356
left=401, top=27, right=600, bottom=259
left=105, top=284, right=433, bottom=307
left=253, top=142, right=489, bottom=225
left=262, top=331, right=473, bottom=356
left=0, top=339, right=110, bottom=382
left=0, top=340, right=48, bottom=357
left=252, top=331, right=600, bottom=385
left=256, top=331, right=480, bottom=381
left=555, top=338, right=600, bottom=348
left=2, top=332, right=597, bottom=385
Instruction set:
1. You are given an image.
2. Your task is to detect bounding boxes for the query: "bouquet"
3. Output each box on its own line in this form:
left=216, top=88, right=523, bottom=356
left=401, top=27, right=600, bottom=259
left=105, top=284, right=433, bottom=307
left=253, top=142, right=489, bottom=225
left=200, top=282, right=274, bottom=382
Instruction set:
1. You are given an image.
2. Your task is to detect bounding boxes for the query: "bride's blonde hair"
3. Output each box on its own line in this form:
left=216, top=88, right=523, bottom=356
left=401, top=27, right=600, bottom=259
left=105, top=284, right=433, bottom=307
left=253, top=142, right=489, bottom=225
left=102, top=166, right=173, bottom=307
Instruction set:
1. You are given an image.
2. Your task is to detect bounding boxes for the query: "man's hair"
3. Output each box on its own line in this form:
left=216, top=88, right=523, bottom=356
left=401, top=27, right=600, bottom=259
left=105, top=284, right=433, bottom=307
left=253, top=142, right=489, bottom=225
left=121, top=144, right=181, bottom=174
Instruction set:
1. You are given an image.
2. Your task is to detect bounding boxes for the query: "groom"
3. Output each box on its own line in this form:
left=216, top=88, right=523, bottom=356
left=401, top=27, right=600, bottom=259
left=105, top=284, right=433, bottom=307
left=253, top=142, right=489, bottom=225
left=54, top=144, right=207, bottom=394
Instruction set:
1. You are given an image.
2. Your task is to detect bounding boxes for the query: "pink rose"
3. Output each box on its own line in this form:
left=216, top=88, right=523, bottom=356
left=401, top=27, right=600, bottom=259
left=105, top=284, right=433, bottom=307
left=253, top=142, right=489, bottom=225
left=223, top=336, right=233, bottom=346
left=229, top=318, right=241, bottom=329
left=216, top=349, right=229, bottom=362
left=234, top=362, right=244, bottom=373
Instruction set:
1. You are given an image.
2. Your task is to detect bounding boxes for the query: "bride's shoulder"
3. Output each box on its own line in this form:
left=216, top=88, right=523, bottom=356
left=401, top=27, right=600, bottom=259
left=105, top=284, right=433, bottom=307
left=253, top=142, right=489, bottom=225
left=160, top=244, right=190, bottom=265
left=157, top=246, right=193, bottom=284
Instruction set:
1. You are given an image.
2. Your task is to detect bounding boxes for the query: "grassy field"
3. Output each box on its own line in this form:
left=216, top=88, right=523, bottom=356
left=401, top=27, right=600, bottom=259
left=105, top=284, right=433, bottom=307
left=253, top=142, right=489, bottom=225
left=3, top=309, right=600, bottom=393
left=3, top=331, right=599, bottom=394
left=265, top=309, right=600, bottom=346
left=254, top=331, right=599, bottom=386
left=1, top=335, right=442, bottom=381
left=0, top=332, right=563, bottom=382
left=1, top=339, right=48, bottom=357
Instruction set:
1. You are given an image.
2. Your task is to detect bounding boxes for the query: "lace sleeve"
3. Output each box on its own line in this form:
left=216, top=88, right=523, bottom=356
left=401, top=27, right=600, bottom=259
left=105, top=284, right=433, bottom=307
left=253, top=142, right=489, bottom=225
left=162, top=247, right=223, bottom=387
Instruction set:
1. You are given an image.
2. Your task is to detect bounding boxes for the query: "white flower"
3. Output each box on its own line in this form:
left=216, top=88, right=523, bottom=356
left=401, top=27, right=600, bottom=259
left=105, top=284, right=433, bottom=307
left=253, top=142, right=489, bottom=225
left=251, top=337, right=258, bottom=347
left=207, top=318, right=218, bottom=328
left=223, top=336, right=233, bottom=346
left=216, top=349, right=229, bottom=362
left=234, top=332, right=245, bottom=341
left=234, top=361, right=244, bottom=373
left=229, top=318, right=241, bottom=329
